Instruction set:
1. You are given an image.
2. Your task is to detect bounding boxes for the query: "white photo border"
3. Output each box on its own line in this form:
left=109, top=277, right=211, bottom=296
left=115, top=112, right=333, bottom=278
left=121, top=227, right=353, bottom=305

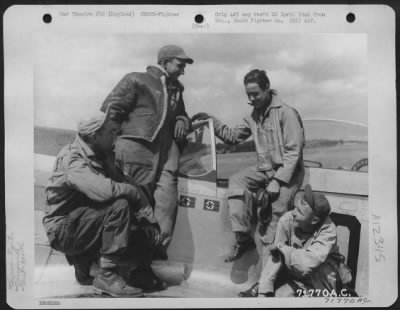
left=4, top=4, right=397, bottom=308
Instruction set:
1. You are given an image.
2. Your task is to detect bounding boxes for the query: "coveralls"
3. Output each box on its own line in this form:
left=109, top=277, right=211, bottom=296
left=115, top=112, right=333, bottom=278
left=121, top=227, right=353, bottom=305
left=100, top=65, right=191, bottom=247
left=258, top=211, right=352, bottom=296
left=43, top=135, right=157, bottom=269
left=212, top=94, right=305, bottom=244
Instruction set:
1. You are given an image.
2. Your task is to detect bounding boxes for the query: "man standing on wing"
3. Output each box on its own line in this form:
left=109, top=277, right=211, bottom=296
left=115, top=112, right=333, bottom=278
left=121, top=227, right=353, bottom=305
left=100, top=45, right=193, bottom=257
left=43, top=112, right=165, bottom=297
left=242, top=185, right=352, bottom=297
left=192, top=69, right=305, bottom=262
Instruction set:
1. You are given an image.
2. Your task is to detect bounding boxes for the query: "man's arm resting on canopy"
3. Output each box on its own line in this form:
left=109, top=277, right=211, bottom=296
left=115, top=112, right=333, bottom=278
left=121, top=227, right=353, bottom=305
left=192, top=112, right=252, bottom=145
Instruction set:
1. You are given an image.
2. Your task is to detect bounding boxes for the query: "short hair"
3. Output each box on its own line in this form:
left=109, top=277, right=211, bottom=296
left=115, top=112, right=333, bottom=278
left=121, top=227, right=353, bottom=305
left=244, top=69, right=270, bottom=90
left=157, top=57, right=174, bottom=66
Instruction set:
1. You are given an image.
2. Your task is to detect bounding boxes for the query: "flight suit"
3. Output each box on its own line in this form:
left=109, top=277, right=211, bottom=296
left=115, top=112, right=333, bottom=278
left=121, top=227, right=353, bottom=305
left=213, top=94, right=305, bottom=244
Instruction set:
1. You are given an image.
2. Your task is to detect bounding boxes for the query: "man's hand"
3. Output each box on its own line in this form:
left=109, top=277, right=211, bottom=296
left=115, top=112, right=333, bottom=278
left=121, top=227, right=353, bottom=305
left=174, top=119, right=187, bottom=143
left=191, top=112, right=212, bottom=122
left=268, top=243, right=280, bottom=255
left=128, top=184, right=151, bottom=212
left=159, top=233, right=172, bottom=247
left=266, top=179, right=280, bottom=200
left=142, top=224, right=161, bottom=247
left=268, top=243, right=285, bottom=262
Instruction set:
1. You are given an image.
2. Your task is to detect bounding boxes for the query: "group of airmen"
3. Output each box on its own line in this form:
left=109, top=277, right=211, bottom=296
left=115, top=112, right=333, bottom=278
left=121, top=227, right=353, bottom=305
left=43, top=44, right=353, bottom=297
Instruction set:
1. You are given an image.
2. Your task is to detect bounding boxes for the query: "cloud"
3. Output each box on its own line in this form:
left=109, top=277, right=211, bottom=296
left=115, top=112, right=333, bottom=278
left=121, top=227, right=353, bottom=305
left=274, top=34, right=367, bottom=83
left=33, top=33, right=368, bottom=130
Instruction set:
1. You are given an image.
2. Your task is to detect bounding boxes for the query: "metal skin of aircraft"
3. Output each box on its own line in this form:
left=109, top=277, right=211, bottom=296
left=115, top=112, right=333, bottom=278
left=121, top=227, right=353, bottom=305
left=34, top=119, right=368, bottom=298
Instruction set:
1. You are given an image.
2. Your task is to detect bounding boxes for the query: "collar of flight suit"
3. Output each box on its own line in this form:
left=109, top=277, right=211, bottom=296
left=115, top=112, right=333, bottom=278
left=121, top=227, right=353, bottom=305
left=74, top=135, right=96, bottom=158
left=251, top=93, right=282, bottom=123
left=73, top=135, right=105, bottom=171
left=77, top=136, right=108, bottom=173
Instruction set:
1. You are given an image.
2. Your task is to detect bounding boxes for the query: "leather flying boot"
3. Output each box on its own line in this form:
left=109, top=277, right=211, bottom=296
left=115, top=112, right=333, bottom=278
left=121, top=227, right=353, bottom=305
left=259, top=292, right=275, bottom=297
left=93, top=268, right=144, bottom=297
left=128, top=265, right=167, bottom=291
left=225, top=235, right=256, bottom=262
left=239, top=282, right=259, bottom=297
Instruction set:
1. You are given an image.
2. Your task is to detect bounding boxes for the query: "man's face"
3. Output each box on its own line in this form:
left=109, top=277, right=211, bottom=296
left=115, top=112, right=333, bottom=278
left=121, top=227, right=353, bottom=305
left=245, top=82, right=270, bottom=110
left=94, top=121, right=120, bottom=153
left=292, top=191, right=317, bottom=230
left=164, top=58, right=186, bottom=80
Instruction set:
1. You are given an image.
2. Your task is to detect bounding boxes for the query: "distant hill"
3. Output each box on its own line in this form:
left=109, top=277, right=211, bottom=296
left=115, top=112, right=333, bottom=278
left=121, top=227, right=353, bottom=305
left=35, top=125, right=368, bottom=157
left=35, top=126, right=76, bottom=156
left=216, top=139, right=367, bottom=153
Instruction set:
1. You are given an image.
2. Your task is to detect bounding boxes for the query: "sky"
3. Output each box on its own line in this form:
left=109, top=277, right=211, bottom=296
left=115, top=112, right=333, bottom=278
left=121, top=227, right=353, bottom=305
left=34, top=33, right=367, bottom=138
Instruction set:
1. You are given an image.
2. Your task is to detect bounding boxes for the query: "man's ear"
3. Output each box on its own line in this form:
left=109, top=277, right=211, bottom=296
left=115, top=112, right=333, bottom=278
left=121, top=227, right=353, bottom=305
left=311, top=216, right=321, bottom=225
left=160, top=59, right=170, bottom=68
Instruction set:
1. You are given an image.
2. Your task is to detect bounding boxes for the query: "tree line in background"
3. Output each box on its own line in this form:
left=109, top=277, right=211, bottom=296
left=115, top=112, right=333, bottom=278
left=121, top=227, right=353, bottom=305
left=216, top=139, right=367, bottom=154
left=34, top=126, right=367, bottom=157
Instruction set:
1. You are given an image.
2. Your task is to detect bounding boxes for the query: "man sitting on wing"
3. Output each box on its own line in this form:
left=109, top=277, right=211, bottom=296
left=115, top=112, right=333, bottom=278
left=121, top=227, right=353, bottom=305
left=240, top=185, right=353, bottom=297
left=192, top=69, right=305, bottom=262
left=42, top=111, right=165, bottom=297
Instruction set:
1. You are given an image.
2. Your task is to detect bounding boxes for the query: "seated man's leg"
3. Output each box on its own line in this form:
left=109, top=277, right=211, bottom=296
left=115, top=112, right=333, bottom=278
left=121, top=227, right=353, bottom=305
left=51, top=204, right=116, bottom=285
left=225, top=166, right=268, bottom=262
left=93, top=198, right=145, bottom=297
left=275, top=263, right=337, bottom=297
left=265, top=266, right=301, bottom=297
left=307, top=262, right=338, bottom=297
left=274, top=283, right=297, bottom=297
left=244, top=252, right=297, bottom=298
left=258, top=248, right=283, bottom=295
left=125, top=228, right=167, bottom=292
left=261, top=181, right=300, bottom=245
left=52, top=198, right=144, bottom=296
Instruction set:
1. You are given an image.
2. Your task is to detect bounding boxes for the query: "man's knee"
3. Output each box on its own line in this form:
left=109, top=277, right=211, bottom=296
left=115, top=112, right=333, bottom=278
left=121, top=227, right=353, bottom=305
left=275, top=283, right=296, bottom=297
left=108, top=198, right=131, bottom=217
left=310, top=262, right=338, bottom=292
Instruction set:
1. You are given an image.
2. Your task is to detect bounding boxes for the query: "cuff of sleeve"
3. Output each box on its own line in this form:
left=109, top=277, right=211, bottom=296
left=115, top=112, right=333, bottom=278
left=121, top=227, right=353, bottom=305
left=277, top=244, right=294, bottom=265
left=273, top=170, right=291, bottom=185
left=135, top=205, right=158, bottom=224
left=176, top=115, right=191, bottom=131
left=213, top=118, right=224, bottom=131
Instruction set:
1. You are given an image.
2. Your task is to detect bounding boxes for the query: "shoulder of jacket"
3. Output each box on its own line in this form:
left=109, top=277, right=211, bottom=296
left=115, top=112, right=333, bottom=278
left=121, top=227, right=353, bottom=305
left=318, top=217, right=338, bottom=238
left=60, top=144, right=86, bottom=168
left=124, top=72, right=140, bottom=78
left=277, top=103, right=300, bottom=120
left=278, top=101, right=292, bottom=111
left=122, top=72, right=143, bottom=84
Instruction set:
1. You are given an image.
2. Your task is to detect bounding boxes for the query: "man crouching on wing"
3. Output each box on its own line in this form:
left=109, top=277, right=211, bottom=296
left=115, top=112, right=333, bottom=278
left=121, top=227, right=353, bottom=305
left=192, top=69, right=305, bottom=262
left=240, top=185, right=353, bottom=297
left=42, top=110, right=166, bottom=297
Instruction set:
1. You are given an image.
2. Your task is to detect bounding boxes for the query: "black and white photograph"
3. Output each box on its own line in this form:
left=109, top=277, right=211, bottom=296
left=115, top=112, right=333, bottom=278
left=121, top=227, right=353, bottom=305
left=4, top=4, right=397, bottom=308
